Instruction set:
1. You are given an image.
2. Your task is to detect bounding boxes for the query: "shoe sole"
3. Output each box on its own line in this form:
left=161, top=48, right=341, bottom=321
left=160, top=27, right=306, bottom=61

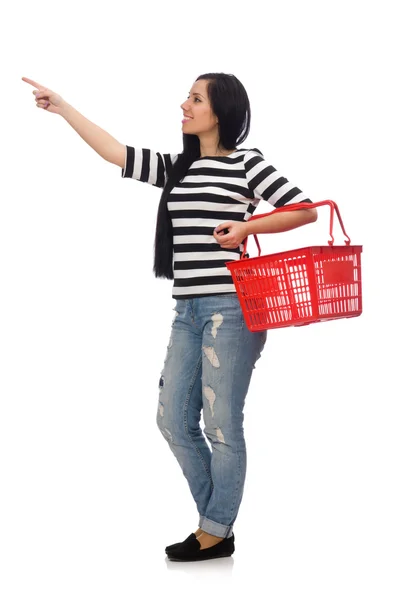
left=167, top=552, right=233, bottom=562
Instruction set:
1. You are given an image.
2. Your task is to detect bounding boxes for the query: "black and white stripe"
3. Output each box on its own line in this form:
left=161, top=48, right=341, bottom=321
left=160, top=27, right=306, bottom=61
left=121, top=147, right=311, bottom=299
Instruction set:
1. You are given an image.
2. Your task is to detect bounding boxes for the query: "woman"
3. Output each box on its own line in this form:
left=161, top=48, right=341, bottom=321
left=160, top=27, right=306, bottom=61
left=22, top=72, right=317, bottom=562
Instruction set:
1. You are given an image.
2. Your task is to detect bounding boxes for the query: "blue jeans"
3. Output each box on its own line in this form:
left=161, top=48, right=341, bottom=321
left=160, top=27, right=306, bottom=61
left=156, top=293, right=267, bottom=538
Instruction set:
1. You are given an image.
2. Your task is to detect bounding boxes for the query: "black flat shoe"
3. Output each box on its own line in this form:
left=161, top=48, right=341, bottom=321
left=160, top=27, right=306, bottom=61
left=165, top=533, right=196, bottom=554
left=167, top=533, right=235, bottom=562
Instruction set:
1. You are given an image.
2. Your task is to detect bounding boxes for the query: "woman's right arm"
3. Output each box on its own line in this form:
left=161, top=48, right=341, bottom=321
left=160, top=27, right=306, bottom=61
left=22, top=77, right=179, bottom=184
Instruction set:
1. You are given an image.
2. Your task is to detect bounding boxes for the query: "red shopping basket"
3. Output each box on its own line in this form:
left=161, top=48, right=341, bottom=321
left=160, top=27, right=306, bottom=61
left=225, top=200, right=362, bottom=331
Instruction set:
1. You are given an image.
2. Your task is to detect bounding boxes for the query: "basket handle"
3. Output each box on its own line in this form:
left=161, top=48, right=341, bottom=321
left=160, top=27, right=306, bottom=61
left=241, top=199, right=351, bottom=258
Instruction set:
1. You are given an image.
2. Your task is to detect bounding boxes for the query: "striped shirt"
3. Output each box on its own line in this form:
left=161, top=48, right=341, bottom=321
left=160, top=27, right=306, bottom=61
left=121, top=146, right=311, bottom=299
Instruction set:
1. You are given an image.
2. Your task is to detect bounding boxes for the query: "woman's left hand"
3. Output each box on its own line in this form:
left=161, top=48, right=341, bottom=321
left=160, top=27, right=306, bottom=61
left=213, top=221, right=249, bottom=249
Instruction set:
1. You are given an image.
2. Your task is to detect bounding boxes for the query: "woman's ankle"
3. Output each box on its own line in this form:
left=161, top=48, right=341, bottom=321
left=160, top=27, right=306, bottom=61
left=196, top=531, right=224, bottom=549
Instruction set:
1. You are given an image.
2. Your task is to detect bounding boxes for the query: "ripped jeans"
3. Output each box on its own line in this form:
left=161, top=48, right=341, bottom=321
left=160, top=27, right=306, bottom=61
left=156, top=293, right=267, bottom=538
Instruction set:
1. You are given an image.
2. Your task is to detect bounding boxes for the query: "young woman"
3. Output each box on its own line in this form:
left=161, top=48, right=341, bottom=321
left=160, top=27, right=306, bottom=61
left=22, top=72, right=317, bottom=562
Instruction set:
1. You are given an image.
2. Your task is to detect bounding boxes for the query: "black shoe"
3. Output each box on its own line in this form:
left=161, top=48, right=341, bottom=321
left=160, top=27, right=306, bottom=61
left=165, top=533, right=196, bottom=554
left=167, top=533, right=235, bottom=562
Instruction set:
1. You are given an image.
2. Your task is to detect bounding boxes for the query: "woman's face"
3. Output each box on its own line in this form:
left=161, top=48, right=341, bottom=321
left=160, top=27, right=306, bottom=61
left=180, top=79, right=218, bottom=135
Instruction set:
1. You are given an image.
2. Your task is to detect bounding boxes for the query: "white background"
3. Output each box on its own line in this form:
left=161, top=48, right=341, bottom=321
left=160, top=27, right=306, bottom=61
left=1, top=0, right=396, bottom=598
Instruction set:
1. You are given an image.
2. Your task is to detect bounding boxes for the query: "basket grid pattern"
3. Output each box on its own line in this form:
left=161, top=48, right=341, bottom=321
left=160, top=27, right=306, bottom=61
left=229, top=245, right=362, bottom=331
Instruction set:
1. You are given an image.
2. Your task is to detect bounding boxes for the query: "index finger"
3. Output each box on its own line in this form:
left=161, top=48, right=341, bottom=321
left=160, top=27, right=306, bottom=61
left=21, top=77, right=46, bottom=91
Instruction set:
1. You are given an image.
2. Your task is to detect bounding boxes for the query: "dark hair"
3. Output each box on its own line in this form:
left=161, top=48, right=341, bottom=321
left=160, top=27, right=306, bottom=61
left=153, top=72, right=251, bottom=279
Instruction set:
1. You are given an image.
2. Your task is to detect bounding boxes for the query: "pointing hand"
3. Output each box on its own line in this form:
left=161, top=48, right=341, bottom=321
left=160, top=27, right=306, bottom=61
left=22, top=76, right=65, bottom=114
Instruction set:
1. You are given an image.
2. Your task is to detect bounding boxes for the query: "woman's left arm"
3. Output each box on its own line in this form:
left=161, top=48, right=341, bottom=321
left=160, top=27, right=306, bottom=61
left=244, top=206, right=317, bottom=236
left=213, top=207, right=317, bottom=249
left=214, top=146, right=318, bottom=248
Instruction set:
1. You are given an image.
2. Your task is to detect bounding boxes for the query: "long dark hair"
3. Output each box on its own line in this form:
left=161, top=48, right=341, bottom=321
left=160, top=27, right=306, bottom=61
left=153, top=72, right=251, bottom=279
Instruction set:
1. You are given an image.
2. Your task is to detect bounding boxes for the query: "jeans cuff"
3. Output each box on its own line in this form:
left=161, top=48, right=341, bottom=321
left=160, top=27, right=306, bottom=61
left=199, top=516, right=233, bottom=538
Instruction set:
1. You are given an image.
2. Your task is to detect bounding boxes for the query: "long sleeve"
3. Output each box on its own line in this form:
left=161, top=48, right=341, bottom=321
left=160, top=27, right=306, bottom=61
left=243, top=148, right=311, bottom=207
left=121, top=146, right=180, bottom=188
